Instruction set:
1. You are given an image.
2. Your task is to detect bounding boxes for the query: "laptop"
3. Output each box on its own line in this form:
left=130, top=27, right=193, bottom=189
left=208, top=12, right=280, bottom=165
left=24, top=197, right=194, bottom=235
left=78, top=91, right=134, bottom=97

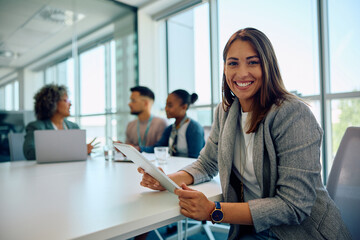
left=34, top=129, right=87, bottom=163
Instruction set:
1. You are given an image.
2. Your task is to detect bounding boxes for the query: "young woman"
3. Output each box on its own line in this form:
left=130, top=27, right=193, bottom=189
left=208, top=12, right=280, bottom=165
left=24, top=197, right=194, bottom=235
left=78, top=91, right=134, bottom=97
left=140, top=89, right=205, bottom=158
left=23, top=84, right=96, bottom=160
left=138, top=28, right=351, bottom=239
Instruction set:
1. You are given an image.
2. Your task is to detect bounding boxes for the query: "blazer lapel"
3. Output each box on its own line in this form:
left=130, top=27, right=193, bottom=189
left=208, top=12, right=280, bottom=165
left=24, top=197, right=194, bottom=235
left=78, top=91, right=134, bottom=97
left=253, top=123, right=267, bottom=197
left=219, top=100, right=240, bottom=200
left=44, top=119, right=55, bottom=130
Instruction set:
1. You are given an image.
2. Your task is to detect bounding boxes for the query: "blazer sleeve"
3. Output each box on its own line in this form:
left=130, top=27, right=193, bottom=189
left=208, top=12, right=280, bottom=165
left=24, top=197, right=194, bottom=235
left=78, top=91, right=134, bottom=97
left=248, top=100, right=323, bottom=232
left=140, top=125, right=172, bottom=153
left=186, top=120, right=205, bottom=158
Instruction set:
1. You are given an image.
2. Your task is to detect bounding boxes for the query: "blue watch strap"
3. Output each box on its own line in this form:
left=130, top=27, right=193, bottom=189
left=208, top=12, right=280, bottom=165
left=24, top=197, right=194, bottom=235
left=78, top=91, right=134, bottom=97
left=215, top=201, right=221, bottom=209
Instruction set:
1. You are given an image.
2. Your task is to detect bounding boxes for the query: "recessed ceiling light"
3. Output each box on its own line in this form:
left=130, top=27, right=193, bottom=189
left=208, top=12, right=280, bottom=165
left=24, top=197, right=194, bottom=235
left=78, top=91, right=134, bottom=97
left=0, top=50, right=14, bottom=58
left=37, top=6, right=85, bottom=26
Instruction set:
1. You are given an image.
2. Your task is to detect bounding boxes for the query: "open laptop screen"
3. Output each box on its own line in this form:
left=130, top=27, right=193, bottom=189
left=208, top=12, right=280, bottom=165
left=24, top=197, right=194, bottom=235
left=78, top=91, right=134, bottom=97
left=34, top=129, right=87, bottom=163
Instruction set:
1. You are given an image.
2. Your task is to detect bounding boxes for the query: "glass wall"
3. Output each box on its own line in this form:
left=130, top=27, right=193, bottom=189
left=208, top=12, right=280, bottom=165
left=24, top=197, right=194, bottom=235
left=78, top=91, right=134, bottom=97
left=30, top=32, right=138, bottom=149
left=18, top=3, right=138, bottom=150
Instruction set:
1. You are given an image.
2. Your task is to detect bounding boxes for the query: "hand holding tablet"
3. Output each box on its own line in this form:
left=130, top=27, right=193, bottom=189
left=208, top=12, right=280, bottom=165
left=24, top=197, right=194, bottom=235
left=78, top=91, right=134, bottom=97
left=113, top=143, right=180, bottom=193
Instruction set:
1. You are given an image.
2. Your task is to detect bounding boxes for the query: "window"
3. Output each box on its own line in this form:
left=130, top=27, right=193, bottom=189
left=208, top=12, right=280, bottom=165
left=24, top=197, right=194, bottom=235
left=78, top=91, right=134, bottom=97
left=22, top=11, right=138, bottom=147
left=328, top=0, right=360, bottom=94
left=218, top=0, right=319, bottom=97
left=166, top=2, right=212, bottom=125
left=327, top=0, right=360, bottom=176
left=80, top=45, right=106, bottom=115
left=0, top=81, right=19, bottom=111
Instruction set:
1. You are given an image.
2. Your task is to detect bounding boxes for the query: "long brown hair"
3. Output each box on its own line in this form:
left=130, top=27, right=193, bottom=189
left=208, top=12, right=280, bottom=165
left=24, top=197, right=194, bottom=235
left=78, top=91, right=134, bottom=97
left=222, top=27, right=296, bottom=133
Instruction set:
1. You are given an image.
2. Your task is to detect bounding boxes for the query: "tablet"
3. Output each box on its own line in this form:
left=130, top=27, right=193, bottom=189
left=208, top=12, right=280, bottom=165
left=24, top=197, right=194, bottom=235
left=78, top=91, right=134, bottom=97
left=113, top=143, right=180, bottom=193
left=113, top=151, right=133, bottom=163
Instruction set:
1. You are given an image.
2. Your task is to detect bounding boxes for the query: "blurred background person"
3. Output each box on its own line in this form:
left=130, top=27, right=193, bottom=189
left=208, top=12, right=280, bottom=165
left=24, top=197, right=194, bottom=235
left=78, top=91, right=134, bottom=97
left=23, top=84, right=97, bottom=160
left=140, top=89, right=204, bottom=158
left=125, top=86, right=168, bottom=149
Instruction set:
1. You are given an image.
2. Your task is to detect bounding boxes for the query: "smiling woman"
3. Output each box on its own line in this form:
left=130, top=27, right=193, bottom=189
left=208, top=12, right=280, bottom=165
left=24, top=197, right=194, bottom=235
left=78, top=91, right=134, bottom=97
left=139, top=28, right=351, bottom=240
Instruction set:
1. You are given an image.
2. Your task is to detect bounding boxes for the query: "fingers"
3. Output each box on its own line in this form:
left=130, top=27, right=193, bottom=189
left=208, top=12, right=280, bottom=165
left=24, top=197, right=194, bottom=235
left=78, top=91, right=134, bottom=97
left=181, top=183, right=195, bottom=191
left=141, top=172, right=160, bottom=186
left=174, top=184, right=197, bottom=198
left=137, top=167, right=165, bottom=191
left=89, top=137, right=97, bottom=145
left=175, top=189, right=212, bottom=221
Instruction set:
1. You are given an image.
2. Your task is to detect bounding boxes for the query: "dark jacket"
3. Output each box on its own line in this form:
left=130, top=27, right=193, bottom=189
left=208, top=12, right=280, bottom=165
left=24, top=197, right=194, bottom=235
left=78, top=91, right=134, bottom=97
left=141, top=119, right=205, bottom=158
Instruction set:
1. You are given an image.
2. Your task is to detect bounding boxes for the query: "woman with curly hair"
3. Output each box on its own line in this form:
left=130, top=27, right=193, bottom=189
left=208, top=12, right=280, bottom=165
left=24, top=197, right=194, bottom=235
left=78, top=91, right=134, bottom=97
left=23, top=84, right=95, bottom=160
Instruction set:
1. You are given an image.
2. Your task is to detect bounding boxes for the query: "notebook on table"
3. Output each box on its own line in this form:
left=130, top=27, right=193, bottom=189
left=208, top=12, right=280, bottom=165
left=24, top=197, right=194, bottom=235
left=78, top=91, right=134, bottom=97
left=34, top=129, right=87, bottom=163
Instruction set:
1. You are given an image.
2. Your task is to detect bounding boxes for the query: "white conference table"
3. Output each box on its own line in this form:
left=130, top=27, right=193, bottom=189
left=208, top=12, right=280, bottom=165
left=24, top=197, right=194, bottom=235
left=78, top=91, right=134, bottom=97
left=0, top=154, right=222, bottom=240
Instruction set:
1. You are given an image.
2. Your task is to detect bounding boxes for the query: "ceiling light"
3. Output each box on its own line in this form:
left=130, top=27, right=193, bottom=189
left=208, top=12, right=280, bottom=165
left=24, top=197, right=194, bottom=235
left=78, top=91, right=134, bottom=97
left=0, top=50, right=14, bottom=58
left=37, top=6, right=85, bottom=26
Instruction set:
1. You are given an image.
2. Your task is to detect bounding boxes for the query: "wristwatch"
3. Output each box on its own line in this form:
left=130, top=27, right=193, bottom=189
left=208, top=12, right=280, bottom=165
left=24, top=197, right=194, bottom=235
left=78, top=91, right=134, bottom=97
left=210, top=201, right=224, bottom=224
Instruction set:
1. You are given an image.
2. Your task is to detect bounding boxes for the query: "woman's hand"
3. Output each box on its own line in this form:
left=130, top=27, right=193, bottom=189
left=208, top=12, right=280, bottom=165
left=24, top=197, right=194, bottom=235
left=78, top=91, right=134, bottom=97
left=137, top=167, right=166, bottom=191
left=175, top=183, right=214, bottom=221
left=87, top=137, right=100, bottom=154
left=87, top=143, right=93, bottom=154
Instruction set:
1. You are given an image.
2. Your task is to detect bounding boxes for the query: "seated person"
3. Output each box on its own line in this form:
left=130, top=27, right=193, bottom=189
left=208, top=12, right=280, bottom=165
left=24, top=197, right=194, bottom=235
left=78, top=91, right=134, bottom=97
left=140, top=89, right=205, bottom=158
left=23, top=84, right=96, bottom=160
left=125, top=86, right=168, bottom=148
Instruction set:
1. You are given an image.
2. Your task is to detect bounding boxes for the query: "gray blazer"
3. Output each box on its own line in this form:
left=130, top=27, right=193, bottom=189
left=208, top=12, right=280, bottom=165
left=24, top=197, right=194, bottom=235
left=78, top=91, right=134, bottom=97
left=182, top=98, right=351, bottom=240
left=23, top=119, right=80, bottom=160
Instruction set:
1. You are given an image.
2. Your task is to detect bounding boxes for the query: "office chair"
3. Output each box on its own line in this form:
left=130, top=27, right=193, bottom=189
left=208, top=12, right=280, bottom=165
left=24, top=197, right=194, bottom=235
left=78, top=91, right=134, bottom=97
left=8, top=132, right=26, bottom=161
left=165, top=218, right=229, bottom=240
left=326, top=126, right=360, bottom=238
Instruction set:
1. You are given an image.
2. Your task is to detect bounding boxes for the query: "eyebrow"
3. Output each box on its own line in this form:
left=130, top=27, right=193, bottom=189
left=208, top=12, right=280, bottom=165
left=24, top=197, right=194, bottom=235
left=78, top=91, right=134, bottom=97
left=227, top=55, right=259, bottom=61
left=247, top=55, right=259, bottom=60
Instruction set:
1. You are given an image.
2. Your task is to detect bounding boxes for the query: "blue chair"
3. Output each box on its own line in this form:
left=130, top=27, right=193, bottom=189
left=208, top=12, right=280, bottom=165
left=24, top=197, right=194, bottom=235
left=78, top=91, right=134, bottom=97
left=326, top=126, right=360, bottom=238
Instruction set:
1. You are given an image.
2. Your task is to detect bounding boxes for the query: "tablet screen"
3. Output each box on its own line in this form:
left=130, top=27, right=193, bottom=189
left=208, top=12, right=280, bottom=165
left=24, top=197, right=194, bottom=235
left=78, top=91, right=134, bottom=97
left=113, top=143, right=180, bottom=193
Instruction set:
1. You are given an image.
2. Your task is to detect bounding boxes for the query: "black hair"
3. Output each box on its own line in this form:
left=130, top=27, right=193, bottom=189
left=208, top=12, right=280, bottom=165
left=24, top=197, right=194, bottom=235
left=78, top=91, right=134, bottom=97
left=34, top=84, right=68, bottom=120
left=130, top=86, right=155, bottom=101
left=171, top=89, right=198, bottom=109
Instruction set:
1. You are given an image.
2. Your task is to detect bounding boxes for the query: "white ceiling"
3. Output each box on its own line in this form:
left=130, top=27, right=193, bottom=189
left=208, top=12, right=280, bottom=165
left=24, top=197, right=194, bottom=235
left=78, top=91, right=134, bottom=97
left=0, top=0, right=181, bottom=80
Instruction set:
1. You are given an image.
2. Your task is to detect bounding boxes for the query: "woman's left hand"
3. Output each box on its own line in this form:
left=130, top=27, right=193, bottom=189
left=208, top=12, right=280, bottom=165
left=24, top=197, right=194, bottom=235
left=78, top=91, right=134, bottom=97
left=174, top=183, right=215, bottom=221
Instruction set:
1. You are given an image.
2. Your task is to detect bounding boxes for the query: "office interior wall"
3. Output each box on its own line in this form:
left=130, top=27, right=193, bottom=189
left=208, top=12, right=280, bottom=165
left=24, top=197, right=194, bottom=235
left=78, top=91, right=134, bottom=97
left=137, top=9, right=168, bottom=118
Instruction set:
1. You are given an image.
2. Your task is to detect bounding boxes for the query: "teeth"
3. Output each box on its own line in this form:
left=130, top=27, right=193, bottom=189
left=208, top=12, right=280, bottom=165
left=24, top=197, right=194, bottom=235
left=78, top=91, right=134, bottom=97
left=235, top=82, right=253, bottom=87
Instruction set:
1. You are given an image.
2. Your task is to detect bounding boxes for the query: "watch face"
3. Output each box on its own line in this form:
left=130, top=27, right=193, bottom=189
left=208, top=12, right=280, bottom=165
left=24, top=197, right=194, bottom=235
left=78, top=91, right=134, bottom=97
left=212, top=209, right=224, bottom=222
